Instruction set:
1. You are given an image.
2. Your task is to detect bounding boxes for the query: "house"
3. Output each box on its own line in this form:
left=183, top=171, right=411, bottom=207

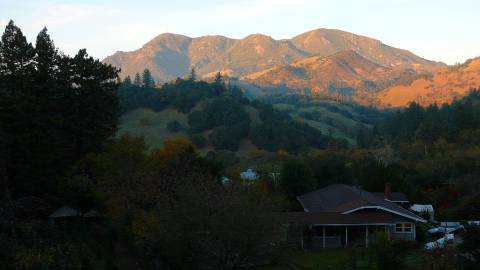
left=373, top=183, right=409, bottom=205
left=410, top=204, right=435, bottom=222
left=291, top=184, right=426, bottom=248
left=48, top=206, right=81, bottom=225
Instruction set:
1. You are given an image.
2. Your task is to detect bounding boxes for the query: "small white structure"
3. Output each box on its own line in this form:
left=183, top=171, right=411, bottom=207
left=410, top=204, right=434, bottom=221
left=221, top=177, right=231, bottom=186
left=240, top=169, right=258, bottom=181
left=48, top=206, right=81, bottom=225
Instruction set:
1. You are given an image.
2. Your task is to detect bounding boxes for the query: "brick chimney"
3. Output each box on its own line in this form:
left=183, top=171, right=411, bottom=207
left=384, top=183, right=391, bottom=200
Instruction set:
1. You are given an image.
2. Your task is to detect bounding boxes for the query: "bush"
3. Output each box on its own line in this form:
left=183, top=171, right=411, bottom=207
left=250, top=120, right=328, bottom=153
left=187, top=97, right=251, bottom=133
left=459, top=226, right=480, bottom=261
left=189, top=134, right=207, bottom=148
left=368, top=232, right=404, bottom=270
left=280, top=158, right=316, bottom=197
left=167, top=121, right=182, bottom=132
left=209, top=126, right=242, bottom=151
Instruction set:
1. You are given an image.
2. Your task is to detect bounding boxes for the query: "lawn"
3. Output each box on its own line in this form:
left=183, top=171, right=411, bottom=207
left=257, top=248, right=372, bottom=270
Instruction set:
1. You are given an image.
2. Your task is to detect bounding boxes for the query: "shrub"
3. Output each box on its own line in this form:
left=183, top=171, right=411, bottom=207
left=167, top=121, right=182, bottom=132
left=368, top=232, right=403, bottom=270
left=189, top=134, right=207, bottom=148
left=209, top=126, right=242, bottom=151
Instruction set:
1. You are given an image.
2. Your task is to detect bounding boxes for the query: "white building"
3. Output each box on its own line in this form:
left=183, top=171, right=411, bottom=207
left=240, top=168, right=258, bottom=181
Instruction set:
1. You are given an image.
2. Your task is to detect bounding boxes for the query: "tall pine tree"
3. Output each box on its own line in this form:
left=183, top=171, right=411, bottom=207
left=0, top=20, right=38, bottom=196
left=142, top=68, right=154, bottom=88
left=0, top=21, right=120, bottom=198
left=134, top=72, right=142, bottom=86
left=123, top=75, right=132, bottom=87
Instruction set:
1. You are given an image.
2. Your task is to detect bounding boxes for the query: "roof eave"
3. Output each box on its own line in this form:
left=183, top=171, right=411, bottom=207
left=342, top=206, right=427, bottom=223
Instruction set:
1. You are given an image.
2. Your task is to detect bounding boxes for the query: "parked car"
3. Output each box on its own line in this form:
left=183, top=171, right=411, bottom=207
left=427, top=224, right=464, bottom=236
left=425, top=234, right=454, bottom=250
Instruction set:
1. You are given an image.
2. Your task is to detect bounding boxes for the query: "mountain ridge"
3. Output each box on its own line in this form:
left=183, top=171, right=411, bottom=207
left=103, top=28, right=445, bottom=83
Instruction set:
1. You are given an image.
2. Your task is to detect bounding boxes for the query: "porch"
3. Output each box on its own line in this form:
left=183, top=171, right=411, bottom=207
left=305, top=224, right=390, bottom=249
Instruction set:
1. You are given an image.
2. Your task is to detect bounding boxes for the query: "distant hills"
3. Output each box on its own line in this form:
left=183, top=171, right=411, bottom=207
left=104, top=28, right=443, bottom=80
left=377, top=57, right=480, bottom=107
left=103, top=28, right=480, bottom=108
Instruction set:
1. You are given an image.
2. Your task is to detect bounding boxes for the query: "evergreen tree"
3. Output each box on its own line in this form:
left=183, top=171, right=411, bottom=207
left=0, top=21, right=120, bottom=198
left=189, top=68, right=196, bottom=81
left=63, top=48, right=120, bottom=157
left=0, top=20, right=38, bottom=196
left=142, top=68, right=154, bottom=88
left=0, top=20, right=36, bottom=94
left=123, top=75, right=132, bottom=87
left=214, top=72, right=223, bottom=85
left=134, top=72, right=142, bottom=86
left=35, top=27, right=58, bottom=86
left=280, top=158, right=316, bottom=197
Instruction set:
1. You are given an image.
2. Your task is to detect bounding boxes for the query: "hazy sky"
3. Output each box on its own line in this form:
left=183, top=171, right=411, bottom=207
left=1, top=0, right=479, bottom=64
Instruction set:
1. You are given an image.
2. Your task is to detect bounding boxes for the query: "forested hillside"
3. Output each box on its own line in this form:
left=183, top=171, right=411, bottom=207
left=116, top=71, right=343, bottom=153
left=1, top=20, right=479, bottom=270
left=0, top=21, right=289, bottom=269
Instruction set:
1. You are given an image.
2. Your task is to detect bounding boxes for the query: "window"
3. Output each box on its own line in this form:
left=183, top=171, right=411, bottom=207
left=395, top=223, right=413, bottom=233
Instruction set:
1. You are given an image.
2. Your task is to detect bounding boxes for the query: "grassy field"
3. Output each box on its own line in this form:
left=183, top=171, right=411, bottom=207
left=273, top=102, right=371, bottom=145
left=118, top=108, right=189, bottom=151
left=274, top=103, right=372, bottom=145
left=118, top=107, right=260, bottom=155
left=118, top=101, right=368, bottom=152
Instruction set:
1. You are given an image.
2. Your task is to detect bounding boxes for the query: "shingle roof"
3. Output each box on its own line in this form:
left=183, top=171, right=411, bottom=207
left=83, top=210, right=102, bottom=218
left=297, top=184, right=426, bottom=223
left=48, top=206, right=80, bottom=218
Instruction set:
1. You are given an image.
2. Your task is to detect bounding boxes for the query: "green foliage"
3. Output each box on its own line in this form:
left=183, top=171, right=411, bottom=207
left=189, top=133, right=207, bottom=148
left=118, top=75, right=342, bottom=153
left=118, top=76, right=219, bottom=113
left=209, top=126, right=243, bottom=151
left=403, top=251, right=457, bottom=270
left=189, top=68, right=196, bottom=81
left=142, top=68, right=154, bottom=88
left=133, top=72, right=141, bottom=86
left=250, top=120, right=328, bottom=153
left=166, top=120, right=182, bottom=132
left=280, top=157, right=316, bottom=197
left=459, top=227, right=480, bottom=259
left=155, top=183, right=282, bottom=270
left=188, top=96, right=251, bottom=132
left=379, top=90, right=480, bottom=143
left=118, top=108, right=189, bottom=151
left=367, top=232, right=402, bottom=270
left=0, top=21, right=119, bottom=198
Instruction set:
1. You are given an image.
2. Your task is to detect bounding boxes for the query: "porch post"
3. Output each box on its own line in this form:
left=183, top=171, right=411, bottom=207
left=365, top=225, right=369, bottom=248
left=300, top=236, right=304, bottom=250
left=345, top=226, right=348, bottom=247
left=322, top=226, right=326, bottom=248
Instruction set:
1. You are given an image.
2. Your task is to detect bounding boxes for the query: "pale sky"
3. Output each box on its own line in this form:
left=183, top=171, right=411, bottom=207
left=0, top=0, right=479, bottom=64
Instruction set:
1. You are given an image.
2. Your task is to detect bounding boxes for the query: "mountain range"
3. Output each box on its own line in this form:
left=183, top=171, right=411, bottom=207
left=104, top=28, right=480, bottom=108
